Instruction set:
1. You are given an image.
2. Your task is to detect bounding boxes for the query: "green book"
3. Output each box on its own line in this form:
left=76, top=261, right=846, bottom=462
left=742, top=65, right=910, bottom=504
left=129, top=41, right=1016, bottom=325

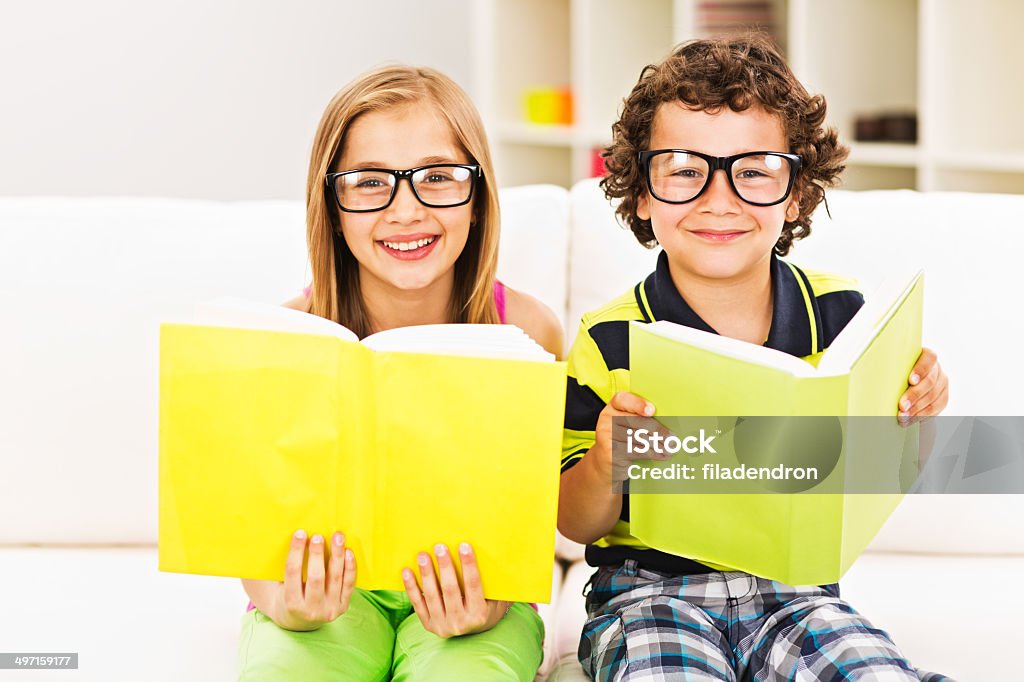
left=627, top=271, right=924, bottom=585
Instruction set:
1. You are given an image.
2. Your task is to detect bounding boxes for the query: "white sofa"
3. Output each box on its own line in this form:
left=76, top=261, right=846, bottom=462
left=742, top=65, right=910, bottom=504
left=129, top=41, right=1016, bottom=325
left=2, top=181, right=1022, bottom=681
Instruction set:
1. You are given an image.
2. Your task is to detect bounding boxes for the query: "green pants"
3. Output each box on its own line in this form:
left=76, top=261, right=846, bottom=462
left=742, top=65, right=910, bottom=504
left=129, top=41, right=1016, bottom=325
left=237, top=589, right=544, bottom=681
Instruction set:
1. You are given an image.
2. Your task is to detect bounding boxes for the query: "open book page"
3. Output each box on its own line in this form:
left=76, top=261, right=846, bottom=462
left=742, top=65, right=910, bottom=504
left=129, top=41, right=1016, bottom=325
left=362, top=323, right=555, bottom=361
left=365, top=348, right=565, bottom=601
left=639, top=320, right=817, bottom=377
left=186, top=296, right=359, bottom=342
left=816, top=270, right=923, bottom=376
left=181, top=299, right=553, bottom=361
left=159, top=317, right=353, bottom=582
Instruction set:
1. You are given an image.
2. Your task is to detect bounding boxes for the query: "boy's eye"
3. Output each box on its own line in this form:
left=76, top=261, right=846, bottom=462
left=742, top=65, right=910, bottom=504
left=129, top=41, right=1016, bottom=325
left=670, top=168, right=704, bottom=179
left=735, top=169, right=769, bottom=179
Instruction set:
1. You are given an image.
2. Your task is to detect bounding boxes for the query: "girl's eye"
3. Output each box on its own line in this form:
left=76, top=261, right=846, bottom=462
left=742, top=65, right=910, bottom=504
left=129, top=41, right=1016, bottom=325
left=357, top=178, right=385, bottom=188
left=424, top=173, right=454, bottom=184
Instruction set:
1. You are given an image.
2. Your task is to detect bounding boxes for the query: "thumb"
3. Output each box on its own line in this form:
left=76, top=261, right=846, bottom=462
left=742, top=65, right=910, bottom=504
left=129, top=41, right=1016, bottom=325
left=609, top=391, right=655, bottom=417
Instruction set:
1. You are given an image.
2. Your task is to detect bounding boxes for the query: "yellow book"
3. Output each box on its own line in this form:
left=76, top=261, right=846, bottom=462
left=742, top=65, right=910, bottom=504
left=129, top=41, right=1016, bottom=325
left=626, top=271, right=924, bottom=585
left=158, top=299, right=566, bottom=603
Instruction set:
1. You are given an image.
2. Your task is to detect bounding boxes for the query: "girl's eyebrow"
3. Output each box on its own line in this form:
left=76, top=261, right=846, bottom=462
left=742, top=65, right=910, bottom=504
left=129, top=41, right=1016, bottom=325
left=344, top=155, right=463, bottom=169
left=418, top=154, right=462, bottom=165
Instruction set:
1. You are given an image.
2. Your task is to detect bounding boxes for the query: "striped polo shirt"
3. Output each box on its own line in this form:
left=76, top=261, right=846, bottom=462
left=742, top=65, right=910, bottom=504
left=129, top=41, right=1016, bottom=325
left=561, top=250, right=865, bottom=574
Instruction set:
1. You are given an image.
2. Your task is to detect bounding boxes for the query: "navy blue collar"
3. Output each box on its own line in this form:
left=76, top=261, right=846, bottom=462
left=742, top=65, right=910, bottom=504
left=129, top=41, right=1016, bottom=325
left=639, top=250, right=823, bottom=358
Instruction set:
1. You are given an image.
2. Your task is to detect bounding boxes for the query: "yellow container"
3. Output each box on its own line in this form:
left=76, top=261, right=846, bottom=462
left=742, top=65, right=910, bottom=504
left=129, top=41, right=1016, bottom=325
left=524, top=87, right=573, bottom=125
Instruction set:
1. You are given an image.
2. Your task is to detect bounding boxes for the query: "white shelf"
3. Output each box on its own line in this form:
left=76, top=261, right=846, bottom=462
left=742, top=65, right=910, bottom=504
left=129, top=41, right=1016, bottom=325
left=495, top=122, right=576, bottom=147
left=495, top=122, right=609, bottom=148
left=931, top=152, right=1024, bottom=175
left=847, top=143, right=921, bottom=168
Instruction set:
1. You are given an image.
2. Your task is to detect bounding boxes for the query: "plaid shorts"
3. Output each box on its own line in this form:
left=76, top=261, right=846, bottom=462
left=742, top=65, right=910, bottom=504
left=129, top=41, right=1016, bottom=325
left=579, top=560, right=954, bottom=681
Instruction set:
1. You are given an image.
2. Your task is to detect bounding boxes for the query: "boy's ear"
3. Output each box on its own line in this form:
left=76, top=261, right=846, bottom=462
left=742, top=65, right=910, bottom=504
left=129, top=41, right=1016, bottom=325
left=784, top=193, right=800, bottom=223
left=637, top=192, right=651, bottom=221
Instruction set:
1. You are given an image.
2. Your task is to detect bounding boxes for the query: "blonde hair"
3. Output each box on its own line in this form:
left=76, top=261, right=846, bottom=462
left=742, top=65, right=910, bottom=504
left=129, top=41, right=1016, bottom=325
left=302, top=65, right=501, bottom=337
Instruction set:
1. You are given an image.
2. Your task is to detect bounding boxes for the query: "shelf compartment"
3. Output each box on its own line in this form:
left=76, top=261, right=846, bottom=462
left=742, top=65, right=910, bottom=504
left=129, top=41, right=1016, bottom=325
left=493, top=0, right=571, bottom=125
left=847, top=142, right=921, bottom=168
left=493, top=142, right=573, bottom=188
left=838, top=164, right=917, bottom=191
left=790, top=0, right=918, bottom=149
left=932, top=168, right=1024, bottom=195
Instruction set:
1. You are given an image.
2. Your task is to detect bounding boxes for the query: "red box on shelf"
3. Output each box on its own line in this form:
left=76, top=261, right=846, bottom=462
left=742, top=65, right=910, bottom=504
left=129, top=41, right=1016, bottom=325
left=590, top=147, right=607, bottom=177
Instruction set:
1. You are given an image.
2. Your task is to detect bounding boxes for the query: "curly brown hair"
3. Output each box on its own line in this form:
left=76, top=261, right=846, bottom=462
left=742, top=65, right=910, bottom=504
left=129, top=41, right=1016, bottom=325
left=601, top=33, right=848, bottom=256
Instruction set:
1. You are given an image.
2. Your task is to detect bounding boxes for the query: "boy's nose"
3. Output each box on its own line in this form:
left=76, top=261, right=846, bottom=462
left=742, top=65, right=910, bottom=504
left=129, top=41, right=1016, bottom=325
left=700, top=169, right=742, bottom=211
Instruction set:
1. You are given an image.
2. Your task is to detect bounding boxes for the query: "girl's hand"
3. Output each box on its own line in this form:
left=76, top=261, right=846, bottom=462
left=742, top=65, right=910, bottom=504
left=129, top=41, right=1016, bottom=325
left=402, top=542, right=510, bottom=638
left=899, top=347, right=949, bottom=424
left=270, top=530, right=356, bottom=631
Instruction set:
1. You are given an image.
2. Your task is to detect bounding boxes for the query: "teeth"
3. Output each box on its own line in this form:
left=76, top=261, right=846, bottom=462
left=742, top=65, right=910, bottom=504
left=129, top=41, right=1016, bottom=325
left=382, top=236, right=435, bottom=251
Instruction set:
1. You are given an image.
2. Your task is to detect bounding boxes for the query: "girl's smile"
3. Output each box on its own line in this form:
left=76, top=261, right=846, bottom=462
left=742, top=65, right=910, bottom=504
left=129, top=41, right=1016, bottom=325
left=377, top=233, right=440, bottom=259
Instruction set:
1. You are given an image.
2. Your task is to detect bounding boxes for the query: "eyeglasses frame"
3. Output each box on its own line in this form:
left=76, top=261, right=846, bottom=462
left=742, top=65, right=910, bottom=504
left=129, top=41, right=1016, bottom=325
left=638, top=149, right=802, bottom=207
left=324, top=163, right=482, bottom=213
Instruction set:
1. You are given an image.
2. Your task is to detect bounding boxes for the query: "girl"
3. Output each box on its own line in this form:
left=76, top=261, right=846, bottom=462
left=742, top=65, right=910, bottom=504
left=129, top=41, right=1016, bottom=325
left=237, top=65, right=562, bottom=682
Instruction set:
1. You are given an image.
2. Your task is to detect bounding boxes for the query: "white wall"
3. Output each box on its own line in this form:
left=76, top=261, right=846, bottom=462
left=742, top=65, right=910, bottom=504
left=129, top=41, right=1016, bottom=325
left=0, top=0, right=474, bottom=200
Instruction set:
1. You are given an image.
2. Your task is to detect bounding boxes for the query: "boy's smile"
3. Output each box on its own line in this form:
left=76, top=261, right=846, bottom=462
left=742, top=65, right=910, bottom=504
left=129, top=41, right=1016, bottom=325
left=637, top=102, right=800, bottom=287
left=688, top=228, right=751, bottom=242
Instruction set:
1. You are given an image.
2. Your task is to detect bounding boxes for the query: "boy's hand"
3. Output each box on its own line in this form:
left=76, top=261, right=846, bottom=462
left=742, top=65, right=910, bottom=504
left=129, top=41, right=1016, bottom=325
left=402, top=542, right=510, bottom=638
left=899, top=347, right=949, bottom=424
left=593, top=391, right=671, bottom=480
left=270, top=530, right=356, bottom=631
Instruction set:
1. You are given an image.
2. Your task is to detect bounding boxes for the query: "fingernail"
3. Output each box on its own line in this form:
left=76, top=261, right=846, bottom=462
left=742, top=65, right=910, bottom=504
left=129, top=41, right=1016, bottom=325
left=334, top=532, right=344, bottom=546
left=900, top=398, right=911, bottom=411
left=644, top=403, right=655, bottom=416
left=402, top=568, right=413, bottom=581
left=910, top=373, right=920, bottom=385
left=311, top=534, right=323, bottom=545
left=459, top=542, right=472, bottom=555
left=294, top=529, right=307, bottom=540
left=417, top=553, right=429, bottom=566
left=345, top=549, right=354, bottom=561
left=434, top=544, right=447, bottom=557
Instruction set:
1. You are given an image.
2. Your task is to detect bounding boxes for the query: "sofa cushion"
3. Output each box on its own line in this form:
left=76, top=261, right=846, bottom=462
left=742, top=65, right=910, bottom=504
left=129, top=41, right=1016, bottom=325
left=789, top=189, right=1024, bottom=416
left=0, top=548, right=565, bottom=682
left=0, top=187, right=570, bottom=545
left=0, top=547, right=243, bottom=681
left=0, top=198, right=308, bottom=545
left=566, top=180, right=659, bottom=341
left=840, top=552, right=1024, bottom=680
left=494, top=184, right=570, bottom=330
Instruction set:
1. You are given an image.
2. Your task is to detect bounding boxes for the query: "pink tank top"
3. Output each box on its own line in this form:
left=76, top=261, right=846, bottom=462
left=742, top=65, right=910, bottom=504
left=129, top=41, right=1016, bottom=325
left=247, top=281, right=532, bottom=613
left=302, top=280, right=507, bottom=323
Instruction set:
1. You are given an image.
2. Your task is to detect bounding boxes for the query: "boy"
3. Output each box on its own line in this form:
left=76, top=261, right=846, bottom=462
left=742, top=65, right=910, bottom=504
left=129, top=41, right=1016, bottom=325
left=559, top=35, right=950, bottom=681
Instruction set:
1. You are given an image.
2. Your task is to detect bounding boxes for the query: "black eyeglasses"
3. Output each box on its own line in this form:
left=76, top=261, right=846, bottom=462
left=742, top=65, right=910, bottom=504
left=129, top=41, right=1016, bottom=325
left=325, top=164, right=482, bottom=213
left=639, top=150, right=802, bottom=207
